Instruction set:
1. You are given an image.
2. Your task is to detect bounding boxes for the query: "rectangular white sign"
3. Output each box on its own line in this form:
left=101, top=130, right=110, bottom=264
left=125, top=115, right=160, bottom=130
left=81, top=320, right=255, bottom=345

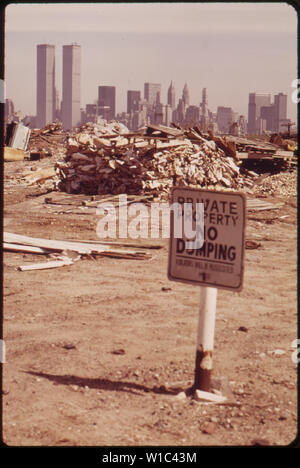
left=168, top=187, right=246, bottom=291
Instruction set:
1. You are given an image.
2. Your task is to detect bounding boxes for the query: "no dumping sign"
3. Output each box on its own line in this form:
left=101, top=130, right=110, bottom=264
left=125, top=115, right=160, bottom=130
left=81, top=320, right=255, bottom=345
left=168, top=187, right=246, bottom=291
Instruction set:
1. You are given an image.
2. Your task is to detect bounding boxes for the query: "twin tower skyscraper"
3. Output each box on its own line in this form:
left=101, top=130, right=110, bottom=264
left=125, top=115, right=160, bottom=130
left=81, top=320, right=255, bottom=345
left=36, top=44, right=81, bottom=130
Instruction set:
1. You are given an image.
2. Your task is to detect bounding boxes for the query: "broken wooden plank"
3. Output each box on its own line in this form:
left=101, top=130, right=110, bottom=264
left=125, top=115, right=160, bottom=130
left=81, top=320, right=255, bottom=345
left=247, top=199, right=284, bottom=211
left=23, top=166, right=56, bottom=184
left=3, top=242, right=54, bottom=254
left=4, top=232, right=99, bottom=254
left=18, top=258, right=74, bottom=271
left=146, top=124, right=183, bottom=137
left=156, top=139, right=189, bottom=149
left=4, top=232, right=152, bottom=260
left=65, top=239, right=163, bottom=249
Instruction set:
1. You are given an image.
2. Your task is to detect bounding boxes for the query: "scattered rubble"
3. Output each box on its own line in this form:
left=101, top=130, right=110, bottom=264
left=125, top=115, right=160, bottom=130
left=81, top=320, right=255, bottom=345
left=3, top=121, right=297, bottom=446
left=26, top=121, right=66, bottom=161
left=56, top=122, right=256, bottom=197
left=4, top=120, right=296, bottom=202
left=252, top=171, right=297, bottom=197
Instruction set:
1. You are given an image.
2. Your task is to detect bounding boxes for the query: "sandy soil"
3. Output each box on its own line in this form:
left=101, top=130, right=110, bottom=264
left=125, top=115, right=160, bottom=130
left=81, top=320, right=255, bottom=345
left=2, top=161, right=298, bottom=448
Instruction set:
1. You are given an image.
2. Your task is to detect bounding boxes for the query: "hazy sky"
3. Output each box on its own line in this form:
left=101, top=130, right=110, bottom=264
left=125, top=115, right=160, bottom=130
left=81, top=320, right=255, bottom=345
left=4, top=2, right=298, bottom=121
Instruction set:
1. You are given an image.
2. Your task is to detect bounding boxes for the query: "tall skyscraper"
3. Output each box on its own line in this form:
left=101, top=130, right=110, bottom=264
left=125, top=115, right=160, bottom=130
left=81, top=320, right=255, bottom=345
left=62, top=44, right=81, bottom=130
left=182, top=83, right=189, bottom=108
left=177, top=98, right=186, bottom=123
left=144, top=83, right=161, bottom=106
left=201, top=88, right=208, bottom=116
left=167, top=81, right=176, bottom=109
left=127, top=90, right=141, bottom=114
left=36, top=44, right=56, bottom=128
left=200, top=88, right=208, bottom=130
left=248, top=93, right=271, bottom=134
left=98, top=86, right=116, bottom=121
left=274, top=93, right=287, bottom=132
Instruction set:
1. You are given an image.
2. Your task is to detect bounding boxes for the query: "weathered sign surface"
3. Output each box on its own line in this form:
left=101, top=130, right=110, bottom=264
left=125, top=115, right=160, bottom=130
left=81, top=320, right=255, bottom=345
left=168, top=187, right=246, bottom=291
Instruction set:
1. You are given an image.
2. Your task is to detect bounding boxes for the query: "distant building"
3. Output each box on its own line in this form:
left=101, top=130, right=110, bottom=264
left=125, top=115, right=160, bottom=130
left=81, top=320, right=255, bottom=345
left=217, top=106, right=234, bottom=133
left=62, top=44, right=81, bottom=130
left=177, top=98, right=186, bottom=124
left=127, top=90, right=141, bottom=114
left=154, top=102, right=164, bottom=125
left=255, top=117, right=267, bottom=134
left=36, top=44, right=56, bottom=128
left=167, top=81, right=176, bottom=110
left=98, top=86, right=116, bottom=121
left=5, top=98, right=15, bottom=121
left=144, top=82, right=161, bottom=106
left=99, top=106, right=111, bottom=121
left=84, top=103, right=98, bottom=123
left=237, top=115, right=247, bottom=135
left=186, top=105, right=201, bottom=124
left=182, top=83, right=189, bottom=108
left=274, top=92, right=287, bottom=132
left=80, top=108, right=86, bottom=124
left=200, top=88, right=209, bottom=130
left=247, top=92, right=288, bottom=134
left=165, top=104, right=173, bottom=126
left=260, top=105, right=275, bottom=131
left=201, top=88, right=208, bottom=116
left=247, top=93, right=271, bottom=134
left=132, top=108, right=147, bottom=131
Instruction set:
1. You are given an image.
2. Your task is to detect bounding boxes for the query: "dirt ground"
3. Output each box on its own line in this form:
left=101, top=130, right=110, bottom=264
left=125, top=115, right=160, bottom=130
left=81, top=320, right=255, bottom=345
left=2, top=159, right=298, bottom=448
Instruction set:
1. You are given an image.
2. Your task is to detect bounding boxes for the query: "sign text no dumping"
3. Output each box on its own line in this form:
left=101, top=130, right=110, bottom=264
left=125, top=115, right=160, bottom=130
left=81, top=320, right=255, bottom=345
left=168, top=187, right=246, bottom=292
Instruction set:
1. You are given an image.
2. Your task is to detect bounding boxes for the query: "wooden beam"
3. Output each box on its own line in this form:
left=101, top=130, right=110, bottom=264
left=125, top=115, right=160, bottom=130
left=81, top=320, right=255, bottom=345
left=3, top=232, right=152, bottom=260
left=3, top=242, right=54, bottom=254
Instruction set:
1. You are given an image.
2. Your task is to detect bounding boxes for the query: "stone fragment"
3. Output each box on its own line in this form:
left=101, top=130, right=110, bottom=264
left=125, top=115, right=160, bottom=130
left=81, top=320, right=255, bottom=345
left=202, top=421, right=217, bottom=434
left=194, top=389, right=227, bottom=403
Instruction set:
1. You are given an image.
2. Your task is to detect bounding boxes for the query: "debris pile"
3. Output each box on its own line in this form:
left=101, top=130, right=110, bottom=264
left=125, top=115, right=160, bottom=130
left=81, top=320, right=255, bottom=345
left=27, top=121, right=67, bottom=160
left=56, top=123, right=255, bottom=197
left=5, top=120, right=296, bottom=200
left=252, top=171, right=297, bottom=197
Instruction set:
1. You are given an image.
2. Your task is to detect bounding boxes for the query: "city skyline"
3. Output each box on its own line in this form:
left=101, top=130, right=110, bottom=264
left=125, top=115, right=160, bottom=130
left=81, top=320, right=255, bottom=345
left=4, top=3, right=297, bottom=122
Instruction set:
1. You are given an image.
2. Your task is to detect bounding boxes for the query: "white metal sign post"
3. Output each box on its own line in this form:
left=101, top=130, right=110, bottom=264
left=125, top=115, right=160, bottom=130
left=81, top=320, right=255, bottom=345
left=168, top=187, right=246, bottom=393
